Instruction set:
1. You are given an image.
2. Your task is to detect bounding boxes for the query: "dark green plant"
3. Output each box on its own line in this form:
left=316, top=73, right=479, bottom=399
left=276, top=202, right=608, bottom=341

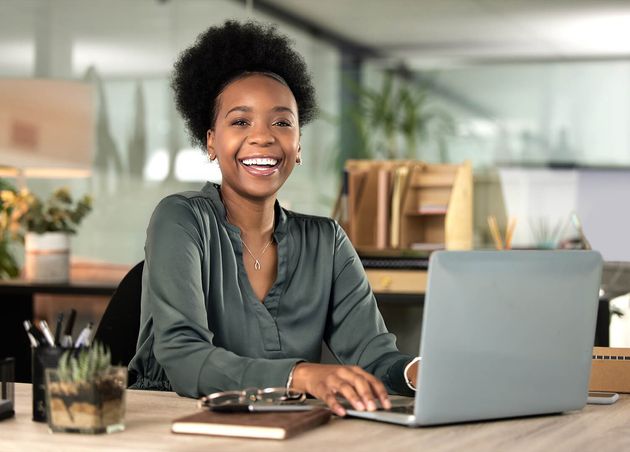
left=57, top=343, right=112, bottom=384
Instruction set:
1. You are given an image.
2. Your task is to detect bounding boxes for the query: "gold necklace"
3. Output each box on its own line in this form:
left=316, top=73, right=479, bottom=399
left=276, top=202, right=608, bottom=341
left=240, top=238, right=273, bottom=270
left=225, top=205, right=274, bottom=271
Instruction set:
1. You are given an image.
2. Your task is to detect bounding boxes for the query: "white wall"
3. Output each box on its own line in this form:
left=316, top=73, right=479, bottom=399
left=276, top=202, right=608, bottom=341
left=430, top=61, right=630, bottom=168
left=497, top=167, right=630, bottom=262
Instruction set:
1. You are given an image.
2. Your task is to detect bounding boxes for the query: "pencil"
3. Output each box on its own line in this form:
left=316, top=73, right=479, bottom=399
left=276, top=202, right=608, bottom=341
left=505, top=217, right=517, bottom=250
left=487, top=215, right=503, bottom=250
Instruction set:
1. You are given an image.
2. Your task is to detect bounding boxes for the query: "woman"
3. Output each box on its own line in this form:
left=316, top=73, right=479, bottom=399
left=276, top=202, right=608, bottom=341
left=128, top=20, right=419, bottom=416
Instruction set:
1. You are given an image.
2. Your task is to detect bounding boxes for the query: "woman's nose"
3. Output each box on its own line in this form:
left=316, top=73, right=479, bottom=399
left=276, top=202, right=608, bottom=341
left=247, top=123, right=275, bottom=146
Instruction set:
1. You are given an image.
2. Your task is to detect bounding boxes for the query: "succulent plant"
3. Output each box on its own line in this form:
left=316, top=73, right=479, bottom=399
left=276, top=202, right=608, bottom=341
left=57, top=342, right=112, bottom=384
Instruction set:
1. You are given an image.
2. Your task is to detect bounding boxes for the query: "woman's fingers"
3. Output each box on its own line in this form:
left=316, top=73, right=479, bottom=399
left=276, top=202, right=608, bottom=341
left=361, top=371, right=392, bottom=410
left=323, top=390, right=346, bottom=417
left=293, top=363, right=392, bottom=415
left=333, top=377, right=366, bottom=411
left=345, top=367, right=378, bottom=411
left=344, top=366, right=391, bottom=411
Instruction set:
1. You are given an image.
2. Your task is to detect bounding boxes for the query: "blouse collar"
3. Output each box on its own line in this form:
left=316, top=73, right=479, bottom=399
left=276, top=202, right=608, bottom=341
left=201, top=182, right=288, bottom=240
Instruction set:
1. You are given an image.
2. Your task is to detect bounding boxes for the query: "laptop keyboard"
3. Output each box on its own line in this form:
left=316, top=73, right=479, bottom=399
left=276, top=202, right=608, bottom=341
left=387, top=404, right=415, bottom=414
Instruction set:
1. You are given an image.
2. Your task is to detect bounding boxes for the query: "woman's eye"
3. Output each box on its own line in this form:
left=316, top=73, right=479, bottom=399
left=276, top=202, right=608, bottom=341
left=273, top=120, right=292, bottom=127
left=231, top=119, right=249, bottom=126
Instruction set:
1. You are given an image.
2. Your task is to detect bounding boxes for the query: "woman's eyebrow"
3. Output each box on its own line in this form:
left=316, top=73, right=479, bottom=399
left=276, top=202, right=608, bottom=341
left=273, top=106, right=296, bottom=118
left=225, top=106, right=251, bottom=117
left=224, top=105, right=296, bottom=118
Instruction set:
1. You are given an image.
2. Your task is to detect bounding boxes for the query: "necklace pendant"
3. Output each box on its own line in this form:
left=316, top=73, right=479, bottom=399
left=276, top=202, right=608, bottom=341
left=254, top=259, right=261, bottom=270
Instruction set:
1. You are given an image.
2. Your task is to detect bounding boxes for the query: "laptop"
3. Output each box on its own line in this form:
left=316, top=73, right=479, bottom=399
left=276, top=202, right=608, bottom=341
left=348, top=250, right=603, bottom=426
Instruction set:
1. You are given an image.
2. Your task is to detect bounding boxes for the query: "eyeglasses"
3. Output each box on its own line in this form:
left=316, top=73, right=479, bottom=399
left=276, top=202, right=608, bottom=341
left=199, top=387, right=307, bottom=411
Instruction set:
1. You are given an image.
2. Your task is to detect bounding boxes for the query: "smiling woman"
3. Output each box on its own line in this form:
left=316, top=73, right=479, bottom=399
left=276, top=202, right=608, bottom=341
left=128, top=20, right=419, bottom=417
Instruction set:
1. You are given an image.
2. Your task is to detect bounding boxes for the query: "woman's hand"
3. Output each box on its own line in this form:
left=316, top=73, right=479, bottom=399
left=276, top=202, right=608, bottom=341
left=290, top=363, right=391, bottom=416
left=406, top=360, right=419, bottom=389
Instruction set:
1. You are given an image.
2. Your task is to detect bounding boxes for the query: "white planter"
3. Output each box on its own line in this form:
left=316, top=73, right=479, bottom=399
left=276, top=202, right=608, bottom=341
left=24, top=232, right=71, bottom=282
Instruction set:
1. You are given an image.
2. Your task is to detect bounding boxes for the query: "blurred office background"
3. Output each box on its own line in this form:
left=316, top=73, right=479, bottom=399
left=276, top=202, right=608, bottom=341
left=2, top=0, right=630, bottom=348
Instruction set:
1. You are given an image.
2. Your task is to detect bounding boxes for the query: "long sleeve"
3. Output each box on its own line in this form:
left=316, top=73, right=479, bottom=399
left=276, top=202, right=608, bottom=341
left=325, top=222, right=415, bottom=396
left=141, top=196, right=300, bottom=397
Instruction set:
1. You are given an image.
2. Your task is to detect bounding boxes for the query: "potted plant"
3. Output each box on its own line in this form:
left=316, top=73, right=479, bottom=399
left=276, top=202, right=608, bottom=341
left=345, top=72, right=455, bottom=162
left=45, top=343, right=127, bottom=434
left=0, top=186, right=92, bottom=282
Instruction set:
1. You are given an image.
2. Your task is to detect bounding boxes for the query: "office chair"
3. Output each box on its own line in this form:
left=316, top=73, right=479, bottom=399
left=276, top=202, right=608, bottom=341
left=94, top=261, right=143, bottom=370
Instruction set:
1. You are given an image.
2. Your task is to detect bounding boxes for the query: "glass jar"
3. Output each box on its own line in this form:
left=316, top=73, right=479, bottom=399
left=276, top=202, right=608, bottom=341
left=45, top=366, right=127, bottom=434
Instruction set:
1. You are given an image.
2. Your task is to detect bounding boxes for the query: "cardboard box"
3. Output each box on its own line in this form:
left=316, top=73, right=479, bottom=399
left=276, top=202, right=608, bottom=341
left=589, top=347, right=630, bottom=393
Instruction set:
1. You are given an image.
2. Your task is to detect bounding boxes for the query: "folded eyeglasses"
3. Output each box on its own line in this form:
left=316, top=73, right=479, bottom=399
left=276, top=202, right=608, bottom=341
left=199, top=387, right=311, bottom=412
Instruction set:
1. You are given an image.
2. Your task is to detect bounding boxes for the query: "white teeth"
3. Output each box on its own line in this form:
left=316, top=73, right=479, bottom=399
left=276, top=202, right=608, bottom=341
left=241, top=157, right=278, bottom=166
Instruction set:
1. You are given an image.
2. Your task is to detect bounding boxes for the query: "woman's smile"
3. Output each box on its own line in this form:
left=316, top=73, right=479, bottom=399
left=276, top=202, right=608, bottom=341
left=239, top=156, right=283, bottom=176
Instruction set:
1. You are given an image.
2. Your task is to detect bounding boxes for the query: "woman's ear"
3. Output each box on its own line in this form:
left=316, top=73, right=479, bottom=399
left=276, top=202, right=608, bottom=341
left=207, top=129, right=216, bottom=161
left=296, top=143, right=302, bottom=166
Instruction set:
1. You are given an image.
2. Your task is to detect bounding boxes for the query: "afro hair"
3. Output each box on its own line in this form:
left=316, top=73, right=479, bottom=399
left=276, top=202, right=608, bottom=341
left=172, top=20, right=317, bottom=149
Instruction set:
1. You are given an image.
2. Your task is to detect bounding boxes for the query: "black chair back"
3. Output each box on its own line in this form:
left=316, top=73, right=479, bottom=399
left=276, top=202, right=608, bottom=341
left=94, top=261, right=144, bottom=368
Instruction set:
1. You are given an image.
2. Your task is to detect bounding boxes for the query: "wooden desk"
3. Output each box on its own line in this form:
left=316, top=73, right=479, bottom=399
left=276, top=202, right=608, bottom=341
left=2, top=384, right=630, bottom=451
left=365, top=269, right=427, bottom=295
left=0, top=279, right=119, bottom=383
left=365, top=269, right=426, bottom=354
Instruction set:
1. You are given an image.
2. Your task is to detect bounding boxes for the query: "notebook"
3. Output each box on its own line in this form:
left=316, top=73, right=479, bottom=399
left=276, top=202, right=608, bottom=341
left=348, top=250, right=603, bottom=426
left=172, top=407, right=331, bottom=440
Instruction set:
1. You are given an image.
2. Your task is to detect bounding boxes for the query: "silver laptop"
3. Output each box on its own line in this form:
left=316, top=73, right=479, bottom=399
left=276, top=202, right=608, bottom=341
left=348, top=250, right=603, bottom=426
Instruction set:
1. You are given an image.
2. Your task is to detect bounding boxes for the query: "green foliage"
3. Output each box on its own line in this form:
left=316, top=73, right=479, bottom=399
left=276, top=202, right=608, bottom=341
left=0, top=184, right=92, bottom=279
left=0, top=239, right=19, bottom=279
left=0, top=178, right=14, bottom=192
left=345, top=72, right=455, bottom=161
left=57, top=342, right=112, bottom=384
left=0, top=186, right=92, bottom=235
left=0, top=179, right=21, bottom=279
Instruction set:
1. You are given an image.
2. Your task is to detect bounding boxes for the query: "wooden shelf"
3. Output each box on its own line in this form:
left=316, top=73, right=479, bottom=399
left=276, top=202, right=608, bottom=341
left=402, top=161, right=473, bottom=250
left=407, top=211, right=448, bottom=216
left=410, top=173, right=456, bottom=187
left=339, top=159, right=473, bottom=252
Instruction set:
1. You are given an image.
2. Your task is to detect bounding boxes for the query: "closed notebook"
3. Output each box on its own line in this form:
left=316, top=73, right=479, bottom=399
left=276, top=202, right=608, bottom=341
left=171, top=408, right=331, bottom=440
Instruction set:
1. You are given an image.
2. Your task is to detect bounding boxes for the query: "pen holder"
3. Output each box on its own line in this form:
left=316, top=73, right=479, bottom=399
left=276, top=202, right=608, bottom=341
left=31, top=347, right=72, bottom=422
left=1, top=357, right=15, bottom=421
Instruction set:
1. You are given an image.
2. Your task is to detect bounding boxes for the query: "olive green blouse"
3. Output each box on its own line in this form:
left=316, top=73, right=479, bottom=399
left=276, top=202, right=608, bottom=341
left=128, top=182, right=414, bottom=398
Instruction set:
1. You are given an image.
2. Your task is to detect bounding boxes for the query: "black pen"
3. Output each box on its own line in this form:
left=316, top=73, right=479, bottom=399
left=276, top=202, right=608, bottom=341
left=53, top=312, right=64, bottom=346
left=61, top=309, right=77, bottom=348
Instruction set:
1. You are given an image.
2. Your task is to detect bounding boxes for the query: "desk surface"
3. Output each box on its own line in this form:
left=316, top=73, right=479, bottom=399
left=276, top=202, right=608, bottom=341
left=2, top=384, right=630, bottom=452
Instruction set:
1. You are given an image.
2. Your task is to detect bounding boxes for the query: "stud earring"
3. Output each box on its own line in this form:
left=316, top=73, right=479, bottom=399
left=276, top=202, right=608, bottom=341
left=208, top=154, right=216, bottom=162
left=296, top=156, right=303, bottom=166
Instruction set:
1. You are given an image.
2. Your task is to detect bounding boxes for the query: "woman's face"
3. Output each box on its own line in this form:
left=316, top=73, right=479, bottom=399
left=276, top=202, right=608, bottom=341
left=207, top=74, right=300, bottom=201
